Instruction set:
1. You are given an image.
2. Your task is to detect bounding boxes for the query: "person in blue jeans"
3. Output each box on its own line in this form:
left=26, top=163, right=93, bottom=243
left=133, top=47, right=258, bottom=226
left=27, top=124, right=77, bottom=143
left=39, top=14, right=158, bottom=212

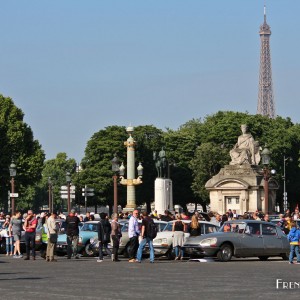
left=287, top=221, right=300, bottom=264
left=136, top=212, right=155, bottom=263
left=3, top=216, right=14, bottom=255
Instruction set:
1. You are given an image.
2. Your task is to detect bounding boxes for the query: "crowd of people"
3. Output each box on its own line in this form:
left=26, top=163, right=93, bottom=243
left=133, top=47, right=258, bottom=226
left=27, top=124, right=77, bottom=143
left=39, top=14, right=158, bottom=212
left=1, top=206, right=300, bottom=264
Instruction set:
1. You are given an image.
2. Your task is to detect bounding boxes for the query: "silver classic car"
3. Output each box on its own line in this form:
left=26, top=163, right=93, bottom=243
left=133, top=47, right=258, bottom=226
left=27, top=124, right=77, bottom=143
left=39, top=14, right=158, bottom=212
left=183, top=220, right=290, bottom=262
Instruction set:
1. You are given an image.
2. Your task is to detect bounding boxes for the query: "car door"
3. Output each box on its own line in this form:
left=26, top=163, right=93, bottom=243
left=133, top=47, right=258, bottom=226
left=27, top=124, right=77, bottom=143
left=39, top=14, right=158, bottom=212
left=261, top=224, right=283, bottom=255
left=239, top=223, right=264, bottom=256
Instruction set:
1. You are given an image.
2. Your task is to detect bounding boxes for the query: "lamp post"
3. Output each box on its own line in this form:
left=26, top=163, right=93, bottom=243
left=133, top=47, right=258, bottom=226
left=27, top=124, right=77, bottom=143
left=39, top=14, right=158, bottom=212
left=66, top=172, right=71, bottom=213
left=9, top=161, right=17, bottom=215
left=283, top=155, right=293, bottom=212
left=48, top=177, right=52, bottom=213
left=111, top=154, right=120, bottom=214
left=261, top=147, right=271, bottom=214
left=120, top=126, right=144, bottom=211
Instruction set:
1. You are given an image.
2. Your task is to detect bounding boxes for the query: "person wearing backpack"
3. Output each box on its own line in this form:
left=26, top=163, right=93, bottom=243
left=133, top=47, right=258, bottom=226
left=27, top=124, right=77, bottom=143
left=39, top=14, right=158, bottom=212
left=136, top=211, right=156, bottom=263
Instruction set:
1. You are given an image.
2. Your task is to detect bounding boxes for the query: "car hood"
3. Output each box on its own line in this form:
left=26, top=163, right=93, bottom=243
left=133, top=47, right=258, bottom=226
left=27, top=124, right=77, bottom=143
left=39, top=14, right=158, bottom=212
left=184, top=232, right=236, bottom=245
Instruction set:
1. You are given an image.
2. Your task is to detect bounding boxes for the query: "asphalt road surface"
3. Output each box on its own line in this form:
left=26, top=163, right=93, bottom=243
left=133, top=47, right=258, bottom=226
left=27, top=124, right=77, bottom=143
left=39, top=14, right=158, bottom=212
left=0, top=255, right=300, bottom=300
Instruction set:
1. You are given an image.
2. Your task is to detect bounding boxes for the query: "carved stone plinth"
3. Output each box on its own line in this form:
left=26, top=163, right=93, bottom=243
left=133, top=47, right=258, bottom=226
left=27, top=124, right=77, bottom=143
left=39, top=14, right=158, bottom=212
left=205, top=165, right=278, bottom=214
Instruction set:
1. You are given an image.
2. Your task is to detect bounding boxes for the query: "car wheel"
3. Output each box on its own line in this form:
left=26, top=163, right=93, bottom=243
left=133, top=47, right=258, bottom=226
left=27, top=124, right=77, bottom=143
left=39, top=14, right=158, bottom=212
left=84, top=243, right=94, bottom=257
left=123, top=244, right=130, bottom=258
left=0, top=240, right=6, bottom=254
left=258, top=256, right=269, bottom=261
left=281, top=253, right=289, bottom=261
left=166, top=248, right=175, bottom=260
left=217, top=243, right=233, bottom=262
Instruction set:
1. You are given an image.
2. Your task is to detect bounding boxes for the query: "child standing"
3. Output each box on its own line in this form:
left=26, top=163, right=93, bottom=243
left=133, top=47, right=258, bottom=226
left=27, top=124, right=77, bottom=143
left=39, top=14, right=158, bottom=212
left=287, top=221, right=300, bottom=264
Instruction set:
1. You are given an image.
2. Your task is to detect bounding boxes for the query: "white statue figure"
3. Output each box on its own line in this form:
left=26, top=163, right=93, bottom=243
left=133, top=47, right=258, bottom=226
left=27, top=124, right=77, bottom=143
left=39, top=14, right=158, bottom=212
left=230, top=124, right=260, bottom=165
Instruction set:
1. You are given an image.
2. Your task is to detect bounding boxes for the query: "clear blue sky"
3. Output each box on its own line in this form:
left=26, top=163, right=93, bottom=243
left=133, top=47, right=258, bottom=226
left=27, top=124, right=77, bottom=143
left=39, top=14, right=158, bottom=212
left=0, top=0, right=299, bottom=162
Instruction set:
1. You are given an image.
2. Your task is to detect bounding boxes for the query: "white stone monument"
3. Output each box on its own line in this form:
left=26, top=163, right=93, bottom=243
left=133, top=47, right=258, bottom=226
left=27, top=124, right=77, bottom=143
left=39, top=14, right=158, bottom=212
left=153, top=148, right=174, bottom=215
left=154, top=178, right=173, bottom=215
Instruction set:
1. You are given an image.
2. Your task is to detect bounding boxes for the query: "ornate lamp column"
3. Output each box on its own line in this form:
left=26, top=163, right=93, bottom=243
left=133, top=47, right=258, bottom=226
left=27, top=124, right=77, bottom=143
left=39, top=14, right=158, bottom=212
left=66, top=172, right=71, bottom=213
left=120, top=126, right=143, bottom=211
left=261, top=147, right=271, bottom=213
left=9, top=161, right=17, bottom=215
left=48, top=177, right=52, bottom=213
left=111, top=154, right=120, bottom=214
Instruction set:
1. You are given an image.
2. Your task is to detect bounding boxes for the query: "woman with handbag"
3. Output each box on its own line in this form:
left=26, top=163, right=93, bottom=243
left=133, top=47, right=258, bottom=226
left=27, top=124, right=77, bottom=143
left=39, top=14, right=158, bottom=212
left=46, top=212, right=58, bottom=262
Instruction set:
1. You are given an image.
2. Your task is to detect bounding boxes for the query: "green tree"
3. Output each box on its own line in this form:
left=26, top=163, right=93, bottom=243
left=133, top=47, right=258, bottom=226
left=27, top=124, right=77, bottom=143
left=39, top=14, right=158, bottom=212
left=134, top=125, right=164, bottom=211
left=190, top=142, right=230, bottom=208
left=0, top=95, right=45, bottom=211
left=38, top=153, right=76, bottom=212
left=80, top=126, right=128, bottom=212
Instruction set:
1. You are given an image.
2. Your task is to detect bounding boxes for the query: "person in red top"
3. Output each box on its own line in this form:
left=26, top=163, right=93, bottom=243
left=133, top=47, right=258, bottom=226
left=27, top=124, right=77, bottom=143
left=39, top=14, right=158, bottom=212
left=23, top=210, right=38, bottom=260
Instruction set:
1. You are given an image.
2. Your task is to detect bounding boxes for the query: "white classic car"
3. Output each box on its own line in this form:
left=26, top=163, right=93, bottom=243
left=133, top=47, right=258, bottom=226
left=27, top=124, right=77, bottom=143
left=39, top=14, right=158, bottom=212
left=152, top=220, right=219, bottom=259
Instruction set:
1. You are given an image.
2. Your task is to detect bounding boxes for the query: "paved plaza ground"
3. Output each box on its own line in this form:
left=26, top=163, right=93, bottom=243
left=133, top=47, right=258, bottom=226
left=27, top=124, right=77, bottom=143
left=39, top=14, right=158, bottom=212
left=0, top=255, right=300, bottom=300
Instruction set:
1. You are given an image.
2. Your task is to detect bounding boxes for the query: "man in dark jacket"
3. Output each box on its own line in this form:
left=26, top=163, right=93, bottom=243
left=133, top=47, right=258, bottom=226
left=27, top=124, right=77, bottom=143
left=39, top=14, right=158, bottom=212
left=97, top=212, right=112, bottom=262
left=66, top=209, right=80, bottom=259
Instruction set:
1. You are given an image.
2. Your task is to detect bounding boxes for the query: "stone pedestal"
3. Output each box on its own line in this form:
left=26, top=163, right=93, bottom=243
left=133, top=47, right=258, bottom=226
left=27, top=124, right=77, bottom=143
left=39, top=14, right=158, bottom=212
left=154, top=178, right=173, bottom=215
left=205, top=165, right=278, bottom=214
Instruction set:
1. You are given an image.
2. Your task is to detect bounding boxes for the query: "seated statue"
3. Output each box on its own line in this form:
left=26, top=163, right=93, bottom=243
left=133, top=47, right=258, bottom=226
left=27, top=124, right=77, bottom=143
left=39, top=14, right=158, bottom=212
left=230, top=124, right=260, bottom=165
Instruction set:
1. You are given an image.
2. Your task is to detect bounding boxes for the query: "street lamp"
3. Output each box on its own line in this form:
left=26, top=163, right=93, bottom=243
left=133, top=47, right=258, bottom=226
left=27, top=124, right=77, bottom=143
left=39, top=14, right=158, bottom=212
left=120, top=126, right=144, bottom=210
left=283, top=155, right=293, bottom=212
left=261, top=147, right=276, bottom=213
left=261, top=147, right=271, bottom=214
left=9, top=160, right=17, bottom=215
left=111, top=154, right=120, bottom=214
left=66, top=172, right=71, bottom=213
left=48, top=177, right=52, bottom=213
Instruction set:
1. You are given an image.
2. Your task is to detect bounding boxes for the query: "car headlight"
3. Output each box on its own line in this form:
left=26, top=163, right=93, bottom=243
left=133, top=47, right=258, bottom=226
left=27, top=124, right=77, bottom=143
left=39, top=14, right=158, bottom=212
left=90, top=238, right=94, bottom=244
left=154, top=239, right=162, bottom=244
left=78, top=237, right=83, bottom=244
left=199, top=238, right=217, bottom=247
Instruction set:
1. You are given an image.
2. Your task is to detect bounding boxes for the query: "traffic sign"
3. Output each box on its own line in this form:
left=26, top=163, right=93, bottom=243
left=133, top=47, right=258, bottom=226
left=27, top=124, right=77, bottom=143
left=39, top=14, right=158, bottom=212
left=82, top=193, right=94, bottom=197
left=60, top=190, right=75, bottom=193
left=10, top=193, right=19, bottom=198
left=82, top=187, right=94, bottom=192
left=61, top=185, right=76, bottom=191
left=61, top=194, right=76, bottom=199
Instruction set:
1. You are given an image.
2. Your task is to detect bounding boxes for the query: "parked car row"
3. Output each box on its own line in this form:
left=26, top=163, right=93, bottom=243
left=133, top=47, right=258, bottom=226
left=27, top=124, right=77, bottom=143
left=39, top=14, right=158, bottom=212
left=1, top=218, right=291, bottom=262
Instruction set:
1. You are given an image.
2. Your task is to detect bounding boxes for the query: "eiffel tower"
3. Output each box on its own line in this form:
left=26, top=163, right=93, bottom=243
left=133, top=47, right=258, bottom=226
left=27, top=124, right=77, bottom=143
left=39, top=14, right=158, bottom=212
left=257, top=5, right=276, bottom=119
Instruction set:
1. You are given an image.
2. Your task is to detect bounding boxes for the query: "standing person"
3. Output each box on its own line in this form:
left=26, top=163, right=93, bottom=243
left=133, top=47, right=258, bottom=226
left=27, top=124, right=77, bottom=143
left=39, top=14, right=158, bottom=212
left=97, top=212, right=112, bottom=262
left=3, top=215, right=13, bottom=256
left=46, top=212, right=58, bottom=262
left=23, top=210, right=38, bottom=260
left=188, top=215, right=201, bottom=237
left=128, top=209, right=140, bottom=262
left=9, top=211, right=23, bottom=258
left=66, top=209, right=80, bottom=259
left=263, top=214, right=270, bottom=222
left=292, top=207, right=299, bottom=220
left=287, top=221, right=300, bottom=264
left=172, top=215, right=185, bottom=260
left=83, top=212, right=90, bottom=222
left=136, top=211, right=156, bottom=263
left=110, top=213, right=121, bottom=262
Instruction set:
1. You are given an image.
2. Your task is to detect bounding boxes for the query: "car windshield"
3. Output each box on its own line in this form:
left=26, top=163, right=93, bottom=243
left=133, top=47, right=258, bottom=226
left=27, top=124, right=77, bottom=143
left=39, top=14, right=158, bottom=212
left=81, top=223, right=98, bottom=232
left=219, top=222, right=247, bottom=233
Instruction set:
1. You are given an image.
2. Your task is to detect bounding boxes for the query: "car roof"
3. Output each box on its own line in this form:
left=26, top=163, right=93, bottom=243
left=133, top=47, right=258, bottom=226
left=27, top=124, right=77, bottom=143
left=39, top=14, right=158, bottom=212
left=167, top=220, right=215, bottom=225
left=224, top=220, right=277, bottom=225
left=83, top=221, right=100, bottom=224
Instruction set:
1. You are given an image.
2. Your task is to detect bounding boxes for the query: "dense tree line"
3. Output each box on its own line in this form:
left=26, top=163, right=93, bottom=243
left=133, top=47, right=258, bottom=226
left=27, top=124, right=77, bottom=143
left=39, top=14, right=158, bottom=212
left=2, top=94, right=300, bottom=213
